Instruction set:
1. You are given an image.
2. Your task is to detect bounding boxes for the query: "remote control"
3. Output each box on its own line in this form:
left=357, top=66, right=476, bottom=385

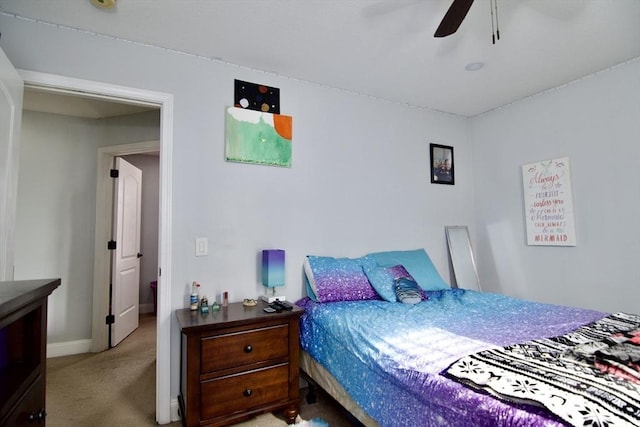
left=268, top=302, right=282, bottom=312
left=270, top=300, right=293, bottom=311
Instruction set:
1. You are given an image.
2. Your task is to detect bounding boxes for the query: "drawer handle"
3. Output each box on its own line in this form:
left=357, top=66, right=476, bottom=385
left=28, top=408, right=46, bottom=423
left=244, top=345, right=253, bottom=353
left=243, top=389, right=253, bottom=397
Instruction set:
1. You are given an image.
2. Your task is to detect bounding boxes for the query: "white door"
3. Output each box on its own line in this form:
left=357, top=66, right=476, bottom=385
left=111, top=157, right=143, bottom=347
left=0, top=48, right=23, bottom=281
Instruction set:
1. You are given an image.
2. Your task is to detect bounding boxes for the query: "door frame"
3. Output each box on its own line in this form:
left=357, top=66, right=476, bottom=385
left=0, top=47, right=23, bottom=281
left=18, top=70, right=174, bottom=424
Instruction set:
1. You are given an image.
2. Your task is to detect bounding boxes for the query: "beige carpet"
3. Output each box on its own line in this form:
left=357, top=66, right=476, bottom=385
left=47, top=314, right=357, bottom=426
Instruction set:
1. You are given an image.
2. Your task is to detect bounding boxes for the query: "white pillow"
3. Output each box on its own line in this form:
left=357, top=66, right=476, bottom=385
left=303, top=256, right=319, bottom=299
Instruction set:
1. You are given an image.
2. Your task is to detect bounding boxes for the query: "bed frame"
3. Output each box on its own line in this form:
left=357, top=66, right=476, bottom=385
left=300, top=350, right=377, bottom=427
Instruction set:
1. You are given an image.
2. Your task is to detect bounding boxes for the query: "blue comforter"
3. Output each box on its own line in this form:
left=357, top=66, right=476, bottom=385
left=298, top=289, right=606, bottom=427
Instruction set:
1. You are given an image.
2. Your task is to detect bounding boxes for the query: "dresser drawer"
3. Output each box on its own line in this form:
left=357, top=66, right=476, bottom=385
left=1, top=376, right=45, bottom=426
left=201, top=324, right=289, bottom=373
left=200, top=363, right=289, bottom=420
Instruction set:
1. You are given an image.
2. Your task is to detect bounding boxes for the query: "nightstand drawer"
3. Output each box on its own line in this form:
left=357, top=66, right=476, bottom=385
left=201, top=324, right=289, bottom=373
left=200, top=363, right=289, bottom=420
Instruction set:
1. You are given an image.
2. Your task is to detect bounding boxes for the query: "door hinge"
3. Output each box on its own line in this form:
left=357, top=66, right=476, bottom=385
left=110, top=169, right=119, bottom=178
left=105, top=314, right=115, bottom=325
left=107, top=240, right=117, bottom=250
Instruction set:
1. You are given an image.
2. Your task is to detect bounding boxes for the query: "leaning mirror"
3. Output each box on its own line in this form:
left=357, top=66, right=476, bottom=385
left=445, top=226, right=481, bottom=291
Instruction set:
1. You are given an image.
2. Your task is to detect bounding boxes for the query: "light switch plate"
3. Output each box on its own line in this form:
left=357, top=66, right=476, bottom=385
left=195, top=237, right=208, bottom=257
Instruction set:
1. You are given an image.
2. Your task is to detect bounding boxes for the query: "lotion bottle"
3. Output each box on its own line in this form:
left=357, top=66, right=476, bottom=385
left=190, top=281, right=200, bottom=311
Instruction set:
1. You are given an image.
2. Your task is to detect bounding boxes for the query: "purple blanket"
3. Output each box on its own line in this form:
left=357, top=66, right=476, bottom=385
left=298, top=289, right=606, bottom=426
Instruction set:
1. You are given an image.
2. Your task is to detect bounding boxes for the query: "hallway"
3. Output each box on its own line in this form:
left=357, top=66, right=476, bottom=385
left=46, top=314, right=172, bottom=426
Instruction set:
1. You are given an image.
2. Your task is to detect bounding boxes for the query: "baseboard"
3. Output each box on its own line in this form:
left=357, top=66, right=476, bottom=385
left=47, top=339, right=93, bottom=358
left=170, top=397, right=181, bottom=422
left=140, top=303, right=155, bottom=314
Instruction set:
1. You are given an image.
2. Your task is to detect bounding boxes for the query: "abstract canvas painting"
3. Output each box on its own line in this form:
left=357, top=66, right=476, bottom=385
left=234, top=79, right=280, bottom=114
left=225, top=106, right=293, bottom=167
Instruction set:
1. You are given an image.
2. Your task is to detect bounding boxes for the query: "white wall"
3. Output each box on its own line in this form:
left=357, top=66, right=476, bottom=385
left=16, top=111, right=101, bottom=342
left=471, top=58, right=640, bottom=314
left=15, top=110, right=159, bottom=343
left=0, top=14, right=474, bottom=410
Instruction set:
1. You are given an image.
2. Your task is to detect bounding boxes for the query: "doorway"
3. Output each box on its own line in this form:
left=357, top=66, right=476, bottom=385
left=17, top=70, right=174, bottom=424
left=102, top=147, right=160, bottom=348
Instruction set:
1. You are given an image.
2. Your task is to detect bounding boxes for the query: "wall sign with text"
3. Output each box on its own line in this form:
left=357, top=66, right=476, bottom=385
left=522, top=157, right=576, bottom=246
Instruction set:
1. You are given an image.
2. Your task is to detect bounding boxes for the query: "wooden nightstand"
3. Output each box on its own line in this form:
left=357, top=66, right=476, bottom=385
left=176, top=300, right=303, bottom=427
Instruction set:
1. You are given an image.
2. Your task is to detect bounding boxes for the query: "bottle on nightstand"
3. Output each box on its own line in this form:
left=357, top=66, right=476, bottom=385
left=190, top=281, right=200, bottom=311
left=200, top=296, right=209, bottom=313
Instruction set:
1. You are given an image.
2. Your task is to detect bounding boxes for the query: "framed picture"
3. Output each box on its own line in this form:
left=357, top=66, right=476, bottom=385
left=521, top=157, right=576, bottom=246
left=430, top=143, right=454, bottom=185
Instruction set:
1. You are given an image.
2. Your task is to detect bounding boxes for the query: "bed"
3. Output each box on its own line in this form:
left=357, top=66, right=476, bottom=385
left=297, top=249, right=640, bottom=427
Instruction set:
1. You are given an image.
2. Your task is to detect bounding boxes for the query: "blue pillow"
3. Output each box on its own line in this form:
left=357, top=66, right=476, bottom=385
left=368, top=249, right=449, bottom=291
left=364, top=264, right=414, bottom=302
left=304, top=255, right=379, bottom=303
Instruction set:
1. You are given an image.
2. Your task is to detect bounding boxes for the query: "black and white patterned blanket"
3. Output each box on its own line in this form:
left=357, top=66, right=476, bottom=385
left=446, top=312, right=640, bottom=427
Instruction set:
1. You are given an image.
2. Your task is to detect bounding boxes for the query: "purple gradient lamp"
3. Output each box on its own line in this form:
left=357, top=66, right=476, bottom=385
left=261, top=249, right=286, bottom=303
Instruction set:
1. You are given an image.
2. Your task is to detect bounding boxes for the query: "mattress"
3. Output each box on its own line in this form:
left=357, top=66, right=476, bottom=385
left=298, top=289, right=607, bottom=426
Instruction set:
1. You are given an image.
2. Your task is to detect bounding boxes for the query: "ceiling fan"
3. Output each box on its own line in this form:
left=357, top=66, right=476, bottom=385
left=434, top=0, right=501, bottom=43
left=363, top=0, right=501, bottom=43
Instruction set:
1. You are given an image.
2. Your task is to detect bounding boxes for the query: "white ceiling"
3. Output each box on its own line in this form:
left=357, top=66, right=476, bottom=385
left=2, top=0, right=640, bottom=117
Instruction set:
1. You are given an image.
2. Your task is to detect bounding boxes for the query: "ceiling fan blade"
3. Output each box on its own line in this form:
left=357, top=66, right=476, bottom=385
left=434, top=0, right=475, bottom=37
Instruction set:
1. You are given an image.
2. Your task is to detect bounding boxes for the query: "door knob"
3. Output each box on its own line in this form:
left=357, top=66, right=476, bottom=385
left=137, top=253, right=143, bottom=258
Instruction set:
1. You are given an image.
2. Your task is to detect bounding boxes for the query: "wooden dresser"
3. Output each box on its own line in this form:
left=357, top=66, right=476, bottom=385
left=0, top=278, right=61, bottom=426
left=176, top=300, right=303, bottom=427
